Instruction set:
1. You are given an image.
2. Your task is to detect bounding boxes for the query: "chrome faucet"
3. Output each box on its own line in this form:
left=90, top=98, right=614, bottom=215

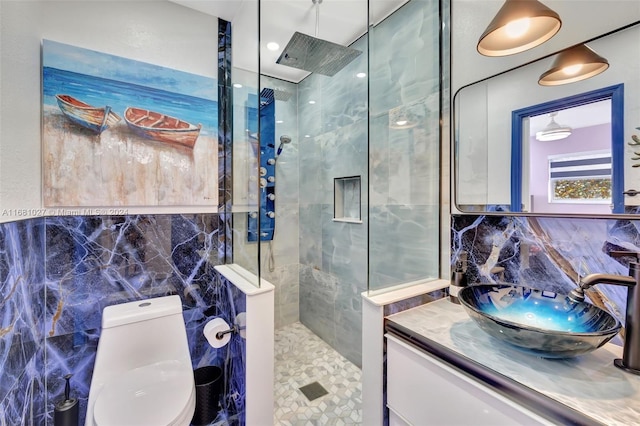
left=568, top=259, right=640, bottom=375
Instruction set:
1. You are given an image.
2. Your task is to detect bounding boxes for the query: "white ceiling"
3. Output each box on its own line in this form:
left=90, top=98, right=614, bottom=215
left=171, top=0, right=408, bottom=82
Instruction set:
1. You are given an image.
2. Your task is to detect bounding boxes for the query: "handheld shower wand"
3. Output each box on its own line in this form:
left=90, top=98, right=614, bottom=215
left=276, top=135, right=292, bottom=157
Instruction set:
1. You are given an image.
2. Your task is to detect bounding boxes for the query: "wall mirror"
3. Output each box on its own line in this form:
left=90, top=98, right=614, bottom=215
left=454, top=21, right=640, bottom=217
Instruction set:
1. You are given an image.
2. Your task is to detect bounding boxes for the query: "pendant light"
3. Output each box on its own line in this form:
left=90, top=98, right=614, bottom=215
left=538, top=44, right=609, bottom=86
left=477, top=0, right=562, bottom=57
left=535, top=112, right=572, bottom=141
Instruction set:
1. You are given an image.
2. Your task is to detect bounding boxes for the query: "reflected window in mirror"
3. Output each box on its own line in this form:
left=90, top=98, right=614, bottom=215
left=512, top=85, right=623, bottom=214
left=548, top=150, right=612, bottom=207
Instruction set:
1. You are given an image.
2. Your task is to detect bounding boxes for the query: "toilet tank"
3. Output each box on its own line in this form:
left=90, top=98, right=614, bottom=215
left=102, top=295, right=182, bottom=329
left=97, top=295, right=191, bottom=372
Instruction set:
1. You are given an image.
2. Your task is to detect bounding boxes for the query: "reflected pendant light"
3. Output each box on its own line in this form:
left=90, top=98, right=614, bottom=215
left=388, top=101, right=427, bottom=129
left=477, top=0, right=562, bottom=57
left=538, top=44, right=609, bottom=86
left=535, top=112, right=572, bottom=141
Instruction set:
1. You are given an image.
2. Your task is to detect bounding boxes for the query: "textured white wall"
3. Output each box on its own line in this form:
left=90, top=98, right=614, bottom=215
left=0, top=1, right=218, bottom=223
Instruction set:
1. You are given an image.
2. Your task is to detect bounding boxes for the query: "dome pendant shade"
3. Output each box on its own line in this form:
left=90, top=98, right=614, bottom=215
left=538, top=44, right=609, bottom=86
left=535, top=112, right=572, bottom=141
left=477, top=0, right=561, bottom=57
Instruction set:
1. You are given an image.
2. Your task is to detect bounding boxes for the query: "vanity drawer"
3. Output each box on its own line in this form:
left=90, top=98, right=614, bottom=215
left=386, top=334, right=552, bottom=425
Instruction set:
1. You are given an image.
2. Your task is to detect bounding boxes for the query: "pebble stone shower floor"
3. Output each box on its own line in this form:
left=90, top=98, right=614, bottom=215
left=274, top=322, right=363, bottom=425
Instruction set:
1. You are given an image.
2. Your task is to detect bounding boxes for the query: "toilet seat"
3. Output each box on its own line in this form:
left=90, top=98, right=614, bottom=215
left=93, top=360, right=195, bottom=426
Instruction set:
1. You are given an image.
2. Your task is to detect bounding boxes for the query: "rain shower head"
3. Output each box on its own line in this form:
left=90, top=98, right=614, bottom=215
left=276, top=0, right=361, bottom=77
left=276, top=32, right=362, bottom=77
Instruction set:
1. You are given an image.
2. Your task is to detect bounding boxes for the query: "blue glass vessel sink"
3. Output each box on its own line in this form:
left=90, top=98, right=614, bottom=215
left=458, top=284, right=621, bottom=358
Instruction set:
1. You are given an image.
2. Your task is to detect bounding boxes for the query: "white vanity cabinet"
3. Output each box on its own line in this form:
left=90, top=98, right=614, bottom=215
left=386, top=334, right=553, bottom=425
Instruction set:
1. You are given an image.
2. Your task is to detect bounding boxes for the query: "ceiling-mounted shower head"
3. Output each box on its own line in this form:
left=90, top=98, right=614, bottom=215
left=276, top=32, right=362, bottom=77
left=275, top=0, right=361, bottom=77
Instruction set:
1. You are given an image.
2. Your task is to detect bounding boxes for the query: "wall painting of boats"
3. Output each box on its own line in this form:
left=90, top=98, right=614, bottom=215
left=42, top=39, right=217, bottom=207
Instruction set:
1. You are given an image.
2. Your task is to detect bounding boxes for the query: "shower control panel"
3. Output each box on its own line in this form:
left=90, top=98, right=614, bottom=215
left=248, top=89, right=276, bottom=242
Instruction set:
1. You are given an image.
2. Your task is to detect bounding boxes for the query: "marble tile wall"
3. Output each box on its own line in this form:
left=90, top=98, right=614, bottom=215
left=297, top=0, right=441, bottom=367
left=298, top=45, right=369, bottom=366
left=0, top=214, right=247, bottom=426
left=451, top=214, right=640, bottom=331
left=368, top=0, right=441, bottom=290
left=0, top=218, right=45, bottom=425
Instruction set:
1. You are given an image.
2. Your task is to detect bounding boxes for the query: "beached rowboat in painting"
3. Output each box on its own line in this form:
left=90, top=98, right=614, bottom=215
left=55, top=94, right=122, bottom=133
left=124, top=107, right=202, bottom=148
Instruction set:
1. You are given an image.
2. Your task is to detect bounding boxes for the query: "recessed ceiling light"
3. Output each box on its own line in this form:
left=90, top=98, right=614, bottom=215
left=356, top=72, right=367, bottom=78
left=267, top=42, right=280, bottom=51
left=233, top=83, right=242, bottom=88
left=308, top=100, right=316, bottom=105
left=276, top=120, right=284, bottom=124
left=304, top=135, right=311, bottom=138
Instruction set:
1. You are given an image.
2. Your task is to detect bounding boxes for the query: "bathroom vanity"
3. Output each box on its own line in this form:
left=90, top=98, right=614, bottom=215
left=385, top=299, right=640, bottom=425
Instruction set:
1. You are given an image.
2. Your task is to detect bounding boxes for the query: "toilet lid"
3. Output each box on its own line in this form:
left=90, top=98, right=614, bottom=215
left=94, top=360, right=194, bottom=426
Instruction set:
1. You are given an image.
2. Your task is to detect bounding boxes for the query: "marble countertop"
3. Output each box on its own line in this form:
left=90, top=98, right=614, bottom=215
left=385, top=298, right=640, bottom=426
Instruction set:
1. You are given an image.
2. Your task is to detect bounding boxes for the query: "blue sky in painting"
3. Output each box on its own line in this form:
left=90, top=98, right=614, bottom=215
left=42, top=39, right=216, bottom=101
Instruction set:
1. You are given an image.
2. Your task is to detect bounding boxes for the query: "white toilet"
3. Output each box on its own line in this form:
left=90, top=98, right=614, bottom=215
left=86, top=295, right=196, bottom=426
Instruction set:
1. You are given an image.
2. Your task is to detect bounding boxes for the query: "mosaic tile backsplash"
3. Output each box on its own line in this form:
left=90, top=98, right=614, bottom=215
left=452, top=214, right=639, bottom=334
left=0, top=214, right=245, bottom=425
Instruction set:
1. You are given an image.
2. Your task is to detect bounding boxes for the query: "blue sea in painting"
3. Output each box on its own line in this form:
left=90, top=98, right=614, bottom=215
left=43, top=67, right=218, bottom=136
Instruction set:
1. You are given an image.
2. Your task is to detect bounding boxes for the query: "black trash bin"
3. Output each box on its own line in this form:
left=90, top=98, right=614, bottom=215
left=192, top=366, right=223, bottom=426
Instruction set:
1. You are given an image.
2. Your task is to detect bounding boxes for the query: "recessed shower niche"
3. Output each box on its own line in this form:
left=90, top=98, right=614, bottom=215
left=334, top=176, right=362, bottom=223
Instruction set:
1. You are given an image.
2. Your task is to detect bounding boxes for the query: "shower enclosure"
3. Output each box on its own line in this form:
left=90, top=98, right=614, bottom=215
left=228, top=0, right=443, bottom=368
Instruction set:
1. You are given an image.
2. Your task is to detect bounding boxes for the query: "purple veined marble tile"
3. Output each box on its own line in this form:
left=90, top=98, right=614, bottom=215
left=0, top=352, right=45, bottom=426
left=0, top=218, right=45, bottom=413
left=44, top=214, right=223, bottom=338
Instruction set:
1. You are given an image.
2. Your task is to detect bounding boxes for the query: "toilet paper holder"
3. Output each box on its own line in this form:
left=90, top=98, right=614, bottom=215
left=217, top=316, right=247, bottom=339
left=203, top=314, right=247, bottom=349
left=215, top=325, right=237, bottom=340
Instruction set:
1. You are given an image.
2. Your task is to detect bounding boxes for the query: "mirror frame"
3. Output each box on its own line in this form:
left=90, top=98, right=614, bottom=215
left=452, top=20, right=640, bottom=219
left=511, top=84, right=624, bottom=213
